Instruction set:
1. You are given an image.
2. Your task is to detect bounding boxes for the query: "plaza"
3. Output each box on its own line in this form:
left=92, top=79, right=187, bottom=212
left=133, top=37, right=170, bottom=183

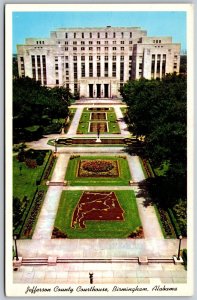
left=13, top=100, right=187, bottom=285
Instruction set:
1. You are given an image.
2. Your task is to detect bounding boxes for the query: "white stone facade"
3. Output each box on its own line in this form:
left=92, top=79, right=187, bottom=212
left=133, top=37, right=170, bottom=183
left=17, top=27, right=181, bottom=98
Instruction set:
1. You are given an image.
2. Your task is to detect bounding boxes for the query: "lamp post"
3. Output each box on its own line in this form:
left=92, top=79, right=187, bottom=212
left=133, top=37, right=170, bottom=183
left=177, top=235, right=182, bottom=260
left=13, top=235, right=19, bottom=261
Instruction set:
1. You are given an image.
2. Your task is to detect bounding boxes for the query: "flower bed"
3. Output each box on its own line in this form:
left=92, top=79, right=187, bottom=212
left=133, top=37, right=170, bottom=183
left=22, top=190, right=45, bottom=238
left=157, top=207, right=176, bottom=238
left=91, top=113, right=106, bottom=120
left=89, top=122, right=108, bottom=133
left=43, top=155, right=56, bottom=180
left=78, top=160, right=119, bottom=177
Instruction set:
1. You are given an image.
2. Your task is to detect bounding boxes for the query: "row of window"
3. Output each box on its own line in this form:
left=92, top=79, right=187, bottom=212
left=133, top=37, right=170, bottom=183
left=64, top=46, right=132, bottom=52
left=65, top=32, right=133, bottom=39
left=64, top=40, right=131, bottom=45
left=72, top=55, right=125, bottom=61
left=55, top=55, right=132, bottom=61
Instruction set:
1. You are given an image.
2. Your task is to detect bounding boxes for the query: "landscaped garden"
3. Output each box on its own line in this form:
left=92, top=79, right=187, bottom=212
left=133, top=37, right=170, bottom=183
left=13, top=149, right=57, bottom=238
left=65, top=155, right=131, bottom=186
left=52, top=190, right=143, bottom=238
left=77, top=108, right=120, bottom=134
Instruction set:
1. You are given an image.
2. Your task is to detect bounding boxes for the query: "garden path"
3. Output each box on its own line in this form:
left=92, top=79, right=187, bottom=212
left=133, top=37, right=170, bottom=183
left=67, top=106, right=83, bottom=135
left=127, top=156, right=163, bottom=239
left=32, top=154, right=70, bottom=240
left=114, top=106, right=130, bottom=136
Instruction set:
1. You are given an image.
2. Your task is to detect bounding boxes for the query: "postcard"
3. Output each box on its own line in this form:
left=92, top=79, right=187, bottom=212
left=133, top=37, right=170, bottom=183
left=5, top=3, right=194, bottom=297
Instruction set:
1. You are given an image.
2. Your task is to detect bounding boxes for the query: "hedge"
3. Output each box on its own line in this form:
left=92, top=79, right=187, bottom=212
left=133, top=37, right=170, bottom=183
left=168, top=208, right=182, bottom=237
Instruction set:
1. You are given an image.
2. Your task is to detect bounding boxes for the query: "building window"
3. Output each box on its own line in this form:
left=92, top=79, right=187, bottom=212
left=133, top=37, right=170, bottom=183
left=73, top=41, right=77, bottom=45
left=65, top=47, right=68, bottom=51
left=113, top=32, right=116, bottom=38
left=104, top=56, right=108, bottom=61
left=130, top=32, right=132, bottom=38
left=121, top=47, right=124, bottom=51
left=74, top=32, right=76, bottom=38
left=120, top=56, right=124, bottom=61
left=89, top=47, right=93, bottom=51
left=162, top=61, right=166, bottom=76
left=56, top=79, right=59, bottom=85
left=65, top=56, right=68, bottom=60
left=112, top=47, right=116, bottom=50
left=65, top=63, right=69, bottom=68
left=104, top=62, right=108, bottom=77
left=159, top=40, right=161, bottom=43
left=97, top=47, right=100, bottom=51
left=121, top=41, right=124, bottom=44
left=120, top=62, right=124, bottom=81
left=174, top=63, right=177, bottom=69
left=90, top=32, right=92, bottom=38
left=105, top=32, right=108, bottom=38
left=73, top=56, right=77, bottom=61
left=55, top=64, right=58, bottom=70
left=129, top=56, right=132, bottom=60
left=73, top=47, right=77, bottom=51
left=81, top=41, right=85, bottom=45
left=89, top=41, right=93, bottom=45
left=97, top=56, right=100, bottom=61
left=105, top=41, right=108, bottom=45
left=65, top=33, right=68, bottom=38
left=121, top=32, right=124, bottom=38
left=73, top=63, right=78, bottom=80
left=89, top=62, right=93, bottom=77
left=112, top=62, right=116, bottom=77
left=31, top=55, right=36, bottom=80
left=81, top=63, right=85, bottom=77
left=97, top=41, right=100, bottom=45
left=139, top=63, right=143, bottom=70
left=89, top=56, right=93, bottom=61
left=81, top=47, right=85, bottom=51
left=66, top=70, right=69, bottom=75
left=81, top=56, right=85, bottom=61
left=105, top=47, right=108, bottom=51
left=82, top=32, right=84, bottom=38
left=97, top=32, right=100, bottom=38
left=97, top=62, right=101, bottom=77
left=152, top=54, right=155, bottom=60
left=163, top=54, right=166, bottom=60
left=65, top=41, right=68, bottom=45
left=113, top=41, right=116, bottom=44
left=151, top=60, right=155, bottom=77
left=129, top=41, right=133, bottom=44
left=112, top=55, right=116, bottom=61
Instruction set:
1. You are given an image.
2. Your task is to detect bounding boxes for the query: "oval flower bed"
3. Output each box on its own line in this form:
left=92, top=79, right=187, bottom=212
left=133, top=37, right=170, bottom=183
left=78, top=160, right=119, bottom=177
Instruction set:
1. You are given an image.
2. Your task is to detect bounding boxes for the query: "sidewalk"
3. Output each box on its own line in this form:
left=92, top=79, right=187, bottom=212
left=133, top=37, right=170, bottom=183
left=33, top=154, right=70, bottom=240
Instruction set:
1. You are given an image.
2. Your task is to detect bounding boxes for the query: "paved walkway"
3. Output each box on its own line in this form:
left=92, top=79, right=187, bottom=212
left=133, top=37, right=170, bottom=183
left=67, top=106, right=83, bottom=135
left=114, top=106, right=130, bottom=136
left=14, top=101, right=187, bottom=286
left=33, top=154, right=70, bottom=240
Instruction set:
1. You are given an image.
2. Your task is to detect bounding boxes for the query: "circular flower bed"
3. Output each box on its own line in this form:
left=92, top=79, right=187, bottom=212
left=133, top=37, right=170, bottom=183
left=82, top=160, right=114, bottom=173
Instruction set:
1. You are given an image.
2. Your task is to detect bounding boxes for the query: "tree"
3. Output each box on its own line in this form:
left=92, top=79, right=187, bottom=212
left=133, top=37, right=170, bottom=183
left=13, top=77, right=72, bottom=142
left=121, top=73, right=187, bottom=206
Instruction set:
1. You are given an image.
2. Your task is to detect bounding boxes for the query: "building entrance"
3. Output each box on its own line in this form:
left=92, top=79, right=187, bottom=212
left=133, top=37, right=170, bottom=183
left=104, top=84, right=109, bottom=98
left=89, top=84, right=93, bottom=98
left=96, top=84, right=101, bottom=98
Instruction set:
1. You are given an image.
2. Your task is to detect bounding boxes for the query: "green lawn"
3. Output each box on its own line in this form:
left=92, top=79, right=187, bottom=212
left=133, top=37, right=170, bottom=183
left=77, top=110, right=120, bottom=134
left=13, top=152, right=50, bottom=200
left=65, top=156, right=131, bottom=186
left=53, top=190, right=142, bottom=238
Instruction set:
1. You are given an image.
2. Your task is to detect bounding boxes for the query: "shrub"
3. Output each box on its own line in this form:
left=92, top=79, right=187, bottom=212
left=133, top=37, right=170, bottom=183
left=25, top=158, right=37, bottom=169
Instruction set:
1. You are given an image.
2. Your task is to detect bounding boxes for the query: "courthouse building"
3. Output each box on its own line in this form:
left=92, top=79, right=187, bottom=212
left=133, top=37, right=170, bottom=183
left=17, top=26, right=181, bottom=98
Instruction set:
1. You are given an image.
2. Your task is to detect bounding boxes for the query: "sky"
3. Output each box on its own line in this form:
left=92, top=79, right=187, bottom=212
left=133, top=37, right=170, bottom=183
left=12, top=11, right=186, bottom=54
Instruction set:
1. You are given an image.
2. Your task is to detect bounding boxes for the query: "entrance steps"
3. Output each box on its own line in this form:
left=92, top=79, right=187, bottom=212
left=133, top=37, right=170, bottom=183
left=16, top=256, right=175, bottom=266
